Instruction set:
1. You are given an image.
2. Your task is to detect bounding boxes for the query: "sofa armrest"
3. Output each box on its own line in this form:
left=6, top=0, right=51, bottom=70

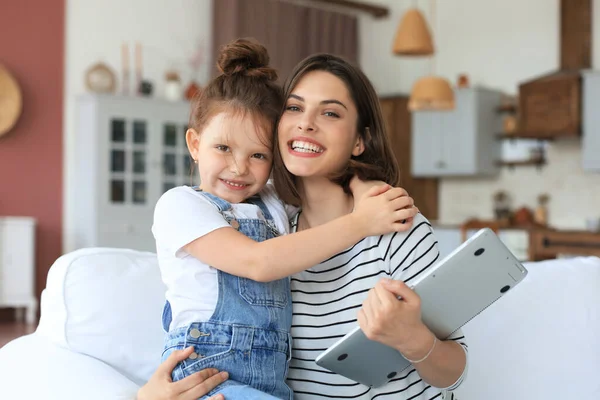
left=0, top=333, right=140, bottom=400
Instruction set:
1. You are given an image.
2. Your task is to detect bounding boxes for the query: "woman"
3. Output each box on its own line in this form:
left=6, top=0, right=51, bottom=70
left=140, top=53, right=467, bottom=400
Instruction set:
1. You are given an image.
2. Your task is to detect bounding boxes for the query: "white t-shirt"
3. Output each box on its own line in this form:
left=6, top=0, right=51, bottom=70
left=288, top=213, right=468, bottom=399
left=152, top=184, right=290, bottom=331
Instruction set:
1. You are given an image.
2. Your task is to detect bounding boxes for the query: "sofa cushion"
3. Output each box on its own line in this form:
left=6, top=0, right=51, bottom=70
left=0, top=334, right=139, bottom=400
left=36, top=247, right=166, bottom=385
left=455, top=256, right=600, bottom=400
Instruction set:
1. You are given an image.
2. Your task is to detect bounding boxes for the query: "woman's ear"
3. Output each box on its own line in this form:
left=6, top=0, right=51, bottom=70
left=186, top=128, right=200, bottom=160
left=352, top=131, right=366, bottom=157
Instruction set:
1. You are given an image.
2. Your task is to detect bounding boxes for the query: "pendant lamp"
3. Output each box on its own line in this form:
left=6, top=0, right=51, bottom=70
left=396, top=0, right=455, bottom=111
left=392, top=8, right=434, bottom=56
left=408, top=76, right=455, bottom=111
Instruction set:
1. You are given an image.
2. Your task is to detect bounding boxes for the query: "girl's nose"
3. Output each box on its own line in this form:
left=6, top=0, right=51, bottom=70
left=230, top=158, right=248, bottom=176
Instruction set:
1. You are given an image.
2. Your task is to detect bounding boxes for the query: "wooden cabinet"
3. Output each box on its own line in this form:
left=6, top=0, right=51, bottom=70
left=582, top=72, right=600, bottom=172
left=71, top=94, right=191, bottom=252
left=380, top=96, right=438, bottom=220
left=435, top=225, right=529, bottom=262
left=411, top=87, right=503, bottom=177
left=0, top=217, right=37, bottom=323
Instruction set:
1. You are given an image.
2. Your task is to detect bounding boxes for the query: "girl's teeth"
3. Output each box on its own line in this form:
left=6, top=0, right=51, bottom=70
left=225, top=180, right=245, bottom=187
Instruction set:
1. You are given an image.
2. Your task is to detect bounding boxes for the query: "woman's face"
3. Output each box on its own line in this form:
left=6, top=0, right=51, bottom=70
left=278, top=70, right=364, bottom=179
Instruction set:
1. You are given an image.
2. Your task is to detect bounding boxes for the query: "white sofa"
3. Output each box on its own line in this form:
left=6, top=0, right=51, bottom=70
left=0, top=247, right=599, bottom=400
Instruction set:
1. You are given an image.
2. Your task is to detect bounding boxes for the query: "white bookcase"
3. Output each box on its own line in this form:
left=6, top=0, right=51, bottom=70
left=71, top=94, right=192, bottom=252
left=0, top=217, right=37, bottom=323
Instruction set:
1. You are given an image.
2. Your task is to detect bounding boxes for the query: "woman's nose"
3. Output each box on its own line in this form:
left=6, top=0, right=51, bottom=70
left=297, top=113, right=316, bottom=132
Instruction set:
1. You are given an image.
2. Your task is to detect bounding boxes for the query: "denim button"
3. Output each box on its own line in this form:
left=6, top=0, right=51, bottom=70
left=189, top=352, right=199, bottom=360
left=190, top=328, right=201, bottom=338
left=230, top=219, right=240, bottom=229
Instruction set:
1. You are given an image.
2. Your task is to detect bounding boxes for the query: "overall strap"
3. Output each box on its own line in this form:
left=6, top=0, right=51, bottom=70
left=192, top=187, right=232, bottom=212
left=246, top=195, right=274, bottom=221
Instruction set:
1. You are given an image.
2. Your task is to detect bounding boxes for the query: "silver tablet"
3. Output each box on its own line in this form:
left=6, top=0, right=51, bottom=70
left=314, top=228, right=528, bottom=388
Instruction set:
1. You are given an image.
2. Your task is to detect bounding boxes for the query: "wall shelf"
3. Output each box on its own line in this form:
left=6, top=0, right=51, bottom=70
left=495, top=159, right=546, bottom=169
left=496, top=104, right=518, bottom=113
left=496, top=133, right=557, bottom=141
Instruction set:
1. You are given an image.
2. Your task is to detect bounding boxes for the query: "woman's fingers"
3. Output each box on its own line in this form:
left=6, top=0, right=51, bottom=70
left=180, top=370, right=229, bottom=400
left=158, top=347, right=195, bottom=378
left=172, top=367, right=222, bottom=394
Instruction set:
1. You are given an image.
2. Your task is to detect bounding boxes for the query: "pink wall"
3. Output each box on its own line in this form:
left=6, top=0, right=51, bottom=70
left=0, top=0, right=65, bottom=315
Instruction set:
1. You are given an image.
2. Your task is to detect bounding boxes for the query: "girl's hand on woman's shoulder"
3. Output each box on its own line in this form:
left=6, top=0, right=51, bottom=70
left=350, top=177, right=419, bottom=236
left=137, top=346, right=228, bottom=400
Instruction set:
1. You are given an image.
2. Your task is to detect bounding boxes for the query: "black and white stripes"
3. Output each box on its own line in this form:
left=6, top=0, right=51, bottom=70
left=287, top=214, right=467, bottom=399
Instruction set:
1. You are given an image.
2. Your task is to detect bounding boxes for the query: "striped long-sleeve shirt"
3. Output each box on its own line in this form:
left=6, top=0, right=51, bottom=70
left=287, top=213, right=468, bottom=400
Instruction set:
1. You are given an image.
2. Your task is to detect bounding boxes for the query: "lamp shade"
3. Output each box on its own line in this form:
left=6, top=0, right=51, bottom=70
left=408, top=76, right=455, bottom=111
left=393, top=8, right=434, bottom=56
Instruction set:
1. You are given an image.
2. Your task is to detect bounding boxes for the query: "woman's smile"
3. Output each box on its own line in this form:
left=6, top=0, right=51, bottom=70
left=288, top=137, right=326, bottom=157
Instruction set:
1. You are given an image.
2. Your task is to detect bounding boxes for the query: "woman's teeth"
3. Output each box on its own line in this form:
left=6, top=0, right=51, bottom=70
left=291, top=141, right=324, bottom=153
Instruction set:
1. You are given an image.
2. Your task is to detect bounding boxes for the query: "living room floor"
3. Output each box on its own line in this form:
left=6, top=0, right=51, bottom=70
left=0, top=322, right=36, bottom=348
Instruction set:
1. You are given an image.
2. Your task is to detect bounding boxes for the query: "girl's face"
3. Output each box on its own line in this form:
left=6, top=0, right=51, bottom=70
left=187, top=111, right=273, bottom=203
left=278, top=70, right=364, bottom=180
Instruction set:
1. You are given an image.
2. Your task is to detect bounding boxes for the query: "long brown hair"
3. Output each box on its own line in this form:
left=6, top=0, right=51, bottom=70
left=273, top=54, right=400, bottom=207
left=189, top=38, right=283, bottom=145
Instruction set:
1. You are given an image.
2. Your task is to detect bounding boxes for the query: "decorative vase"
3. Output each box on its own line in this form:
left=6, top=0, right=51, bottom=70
left=164, top=71, right=182, bottom=102
left=185, top=81, right=201, bottom=101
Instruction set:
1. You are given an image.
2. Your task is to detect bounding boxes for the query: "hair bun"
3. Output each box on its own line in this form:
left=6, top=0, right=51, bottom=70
left=217, top=38, right=278, bottom=81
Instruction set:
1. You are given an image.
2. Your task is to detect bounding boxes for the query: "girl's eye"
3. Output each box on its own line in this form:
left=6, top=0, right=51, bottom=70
left=216, top=145, right=230, bottom=152
left=252, top=153, right=268, bottom=160
left=324, top=111, right=340, bottom=118
left=286, top=105, right=301, bottom=112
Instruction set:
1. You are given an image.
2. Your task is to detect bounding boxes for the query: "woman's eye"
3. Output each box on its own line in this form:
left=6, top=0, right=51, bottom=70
left=286, top=105, right=301, bottom=112
left=252, top=153, right=268, bottom=160
left=216, top=145, right=230, bottom=152
left=324, top=111, right=340, bottom=118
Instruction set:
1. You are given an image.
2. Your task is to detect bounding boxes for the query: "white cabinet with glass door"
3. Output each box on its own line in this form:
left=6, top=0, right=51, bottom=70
left=72, top=94, right=192, bottom=251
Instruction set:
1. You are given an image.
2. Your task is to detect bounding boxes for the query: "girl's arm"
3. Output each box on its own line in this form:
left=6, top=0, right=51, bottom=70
left=184, top=185, right=417, bottom=282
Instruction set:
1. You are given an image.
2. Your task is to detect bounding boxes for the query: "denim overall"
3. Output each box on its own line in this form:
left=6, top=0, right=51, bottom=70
left=161, top=189, right=294, bottom=400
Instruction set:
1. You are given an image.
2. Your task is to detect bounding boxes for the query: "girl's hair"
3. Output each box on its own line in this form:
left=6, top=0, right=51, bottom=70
left=189, top=38, right=283, bottom=141
left=272, top=54, right=401, bottom=207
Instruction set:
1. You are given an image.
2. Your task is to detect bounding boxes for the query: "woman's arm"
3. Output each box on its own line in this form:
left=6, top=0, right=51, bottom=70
left=137, top=347, right=227, bottom=400
left=185, top=185, right=417, bottom=282
left=357, top=221, right=467, bottom=388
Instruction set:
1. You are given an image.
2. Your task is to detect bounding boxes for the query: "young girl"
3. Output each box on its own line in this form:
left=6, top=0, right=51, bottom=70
left=152, top=39, right=418, bottom=400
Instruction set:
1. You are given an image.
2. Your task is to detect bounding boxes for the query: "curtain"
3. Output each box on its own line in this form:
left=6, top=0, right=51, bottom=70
left=212, top=0, right=358, bottom=81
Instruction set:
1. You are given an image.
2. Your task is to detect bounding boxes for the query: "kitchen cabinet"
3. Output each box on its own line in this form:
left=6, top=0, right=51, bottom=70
left=412, top=87, right=503, bottom=177
left=582, top=71, right=600, bottom=171
left=380, top=96, right=439, bottom=220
